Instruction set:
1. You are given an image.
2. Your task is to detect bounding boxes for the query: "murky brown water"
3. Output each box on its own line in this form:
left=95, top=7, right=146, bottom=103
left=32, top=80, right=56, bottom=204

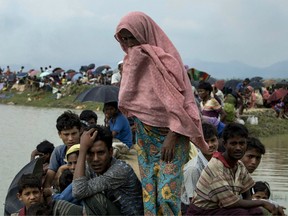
left=0, top=104, right=287, bottom=213
left=253, top=135, right=288, bottom=209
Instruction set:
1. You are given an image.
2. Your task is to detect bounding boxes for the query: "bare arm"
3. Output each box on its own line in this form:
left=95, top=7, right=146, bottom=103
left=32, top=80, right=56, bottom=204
left=161, top=131, right=179, bottom=162
left=228, top=199, right=279, bottom=215
left=111, top=131, right=118, bottom=138
left=73, top=128, right=97, bottom=180
left=43, top=169, right=56, bottom=188
left=54, top=164, right=70, bottom=187
left=219, top=109, right=227, bottom=122
left=30, top=149, right=42, bottom=161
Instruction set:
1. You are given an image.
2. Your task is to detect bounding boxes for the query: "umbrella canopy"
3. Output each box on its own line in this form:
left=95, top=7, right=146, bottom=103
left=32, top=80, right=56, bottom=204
left=28, top=69, right=40, bottom=77
left=66, top=69, right=76, bottom=80
left=267, top=88, right=288, bottom=103
left=262, top=79, right=277, bottom=87
left=207, top=77, right=217, bottom=85
left=52, top=67, right=64, bottom=73
left=224, top=79, right=242, bottom=91
left=274, top=80, right=288, bottom=89
left=248, top=81, right=264, bottom=89
left=187, top=68, right=210, bottom=81
left=39, top=70, right=52, bottom=78
left=74, top=85, right=119, bottom=103
left=4, top=158, right=43, bottom=216
left=16, top=72, right=28, bottom=79
left=93, top=65, right=111, bottom=75
left=88, top=63, right=95, bottom=70
left=104, top=69, right=114, bottom=75
left=250, top=76, right=263, bottom=82
left=71, top=73, right=83, bottom=83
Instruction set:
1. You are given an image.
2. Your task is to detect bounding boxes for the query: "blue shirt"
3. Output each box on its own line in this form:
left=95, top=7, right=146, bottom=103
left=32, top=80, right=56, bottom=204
left=53, top=183, right=81, bottom=205
left=48, top=145, right=67, bottom=172
left=109, top=113, right=133, bottom=148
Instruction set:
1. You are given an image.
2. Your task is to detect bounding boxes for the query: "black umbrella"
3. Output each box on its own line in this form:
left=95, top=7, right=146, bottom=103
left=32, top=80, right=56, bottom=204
left=74, top=85, right=119, bottom=103
left=275, top=80, right=288, bottom=89
left=93, top=65, right=111, bottom=75
left=4, top=158, right=43, bottom=216
left=248, top=81, right=264, bottom=89
left=224, top=79, right=242, bottom=91
left=88, top=63, right=95, bottom=70
left=16, top=72, right=28, bottom=79
left=250, top=76, right=263, bottom=82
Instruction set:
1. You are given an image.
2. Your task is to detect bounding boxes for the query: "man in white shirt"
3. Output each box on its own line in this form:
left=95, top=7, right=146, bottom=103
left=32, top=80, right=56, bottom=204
left=111, top=60, right=123, bottom=86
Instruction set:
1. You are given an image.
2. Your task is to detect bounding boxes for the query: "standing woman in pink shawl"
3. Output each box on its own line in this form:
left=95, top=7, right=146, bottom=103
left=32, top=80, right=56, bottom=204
left=115, top=11, right=208, bottom=215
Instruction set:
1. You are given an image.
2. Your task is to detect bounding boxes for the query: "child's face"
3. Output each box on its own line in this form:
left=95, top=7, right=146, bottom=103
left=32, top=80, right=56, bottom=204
left=240, top=148, right=262, bottom=174
left=17, top=187, right=42, bottom=209
left=67, top=153, right=78, bottom=174
left=58, top=126, right=80, bottom=149
left=204, top=135, right=219, bottom=156
left=252, top=191, right=269, bottom=200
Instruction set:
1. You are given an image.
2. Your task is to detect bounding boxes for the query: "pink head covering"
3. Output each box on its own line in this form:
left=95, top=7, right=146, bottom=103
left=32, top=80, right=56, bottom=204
left=115, top=12, right=207, bottom=149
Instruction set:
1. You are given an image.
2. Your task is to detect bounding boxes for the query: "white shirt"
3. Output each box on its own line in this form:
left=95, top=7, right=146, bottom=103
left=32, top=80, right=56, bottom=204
left=181, top=149, right=208, bottom=205
left=111, top=71, right=121, bottom=84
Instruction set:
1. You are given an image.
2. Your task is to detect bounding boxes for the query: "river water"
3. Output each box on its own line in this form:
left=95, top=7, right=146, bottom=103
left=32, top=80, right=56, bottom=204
left=0, top=104, right=287, bottom=213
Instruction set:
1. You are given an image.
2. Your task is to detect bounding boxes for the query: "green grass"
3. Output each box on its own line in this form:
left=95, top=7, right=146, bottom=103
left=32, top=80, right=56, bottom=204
left=0, top=84, right=103, bottom=110
left=1, top=85, right=287, bottom=137
left=244, top=108, right=288, bottom=137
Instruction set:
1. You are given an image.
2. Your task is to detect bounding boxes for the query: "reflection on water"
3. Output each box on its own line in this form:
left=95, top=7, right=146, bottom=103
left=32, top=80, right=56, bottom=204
left=0, top=104, right=287, bottom=213
left=253, top=135, right=288, bottom=209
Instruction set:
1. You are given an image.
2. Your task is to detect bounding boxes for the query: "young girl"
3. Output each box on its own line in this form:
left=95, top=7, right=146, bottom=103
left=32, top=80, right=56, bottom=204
left=252, top=181, right=271, bottom=200
left=252, top=181, right=286, bottom=214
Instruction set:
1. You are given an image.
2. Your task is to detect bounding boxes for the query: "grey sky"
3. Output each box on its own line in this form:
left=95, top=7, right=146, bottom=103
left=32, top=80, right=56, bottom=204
left=1, top=0, right=287, bottom=71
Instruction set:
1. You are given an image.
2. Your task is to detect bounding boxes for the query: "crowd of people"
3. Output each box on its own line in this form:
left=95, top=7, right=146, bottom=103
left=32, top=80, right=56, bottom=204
left=4, top=11, right=287, bottom=216
left=0, top=62, right=120, bottom=99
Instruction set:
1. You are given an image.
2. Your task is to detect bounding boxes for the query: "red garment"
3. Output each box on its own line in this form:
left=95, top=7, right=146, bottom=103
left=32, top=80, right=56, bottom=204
left=18, top=207, right=26, bottom=216
left=213, top=151, right=236, bottom=168
left=115, top=12, right=207, bottom=151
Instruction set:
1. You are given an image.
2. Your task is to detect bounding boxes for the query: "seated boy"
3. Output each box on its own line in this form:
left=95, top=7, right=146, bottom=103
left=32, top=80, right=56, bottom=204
left=11, top=174, right=42, bottom=216
left=30, top=140, right=55, bottom=182
left=181, top=122, right=219, bottom=212
left=187, top=123, right=280, bottom=215
left=43, top=110, right=81, bottom=189
left=241, top=136, right=265, bottom=174
left=79, top=109, right=98, bottom=134
left=103, top=101, right=133, bottom=149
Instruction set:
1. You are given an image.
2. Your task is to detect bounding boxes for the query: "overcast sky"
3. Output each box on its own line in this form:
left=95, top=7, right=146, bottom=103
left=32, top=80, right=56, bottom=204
left=1, top=0, right=287, bottom=71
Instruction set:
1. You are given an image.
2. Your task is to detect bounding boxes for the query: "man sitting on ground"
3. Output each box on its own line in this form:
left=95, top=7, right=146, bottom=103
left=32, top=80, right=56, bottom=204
left=103, top=101, right=133, bottom=157
left=72, top=125, right=144, bottom=215
left=186, top=123, right=280, bottom=215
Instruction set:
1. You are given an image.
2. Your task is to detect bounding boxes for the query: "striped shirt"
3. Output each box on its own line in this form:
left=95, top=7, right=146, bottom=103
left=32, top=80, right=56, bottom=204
left=193, top=153, right=254, bottom=209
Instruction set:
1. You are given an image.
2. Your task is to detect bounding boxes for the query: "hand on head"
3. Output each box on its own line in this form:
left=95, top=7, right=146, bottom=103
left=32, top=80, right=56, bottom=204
left=80, top=128, right=98, bottom=151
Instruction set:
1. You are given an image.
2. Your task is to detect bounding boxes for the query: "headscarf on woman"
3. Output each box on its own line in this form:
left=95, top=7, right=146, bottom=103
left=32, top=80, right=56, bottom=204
left=115, top=11, right=207, bottom=150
